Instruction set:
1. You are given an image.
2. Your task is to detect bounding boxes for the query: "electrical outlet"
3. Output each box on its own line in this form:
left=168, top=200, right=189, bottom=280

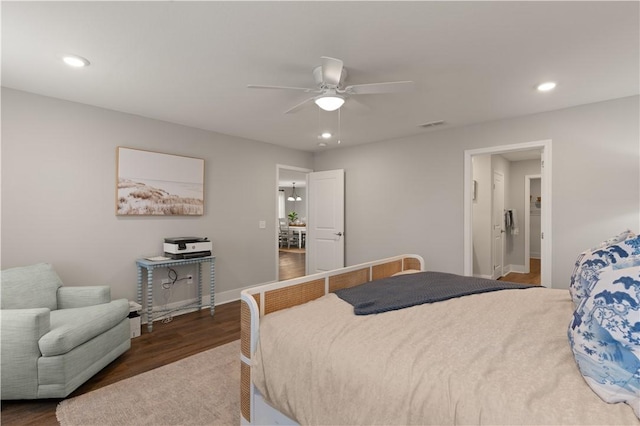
left=186, top=274, right=193, bottom=284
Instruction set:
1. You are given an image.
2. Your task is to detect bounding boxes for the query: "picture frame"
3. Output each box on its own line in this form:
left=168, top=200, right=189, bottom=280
left=116, top=147, right=204, bottom=216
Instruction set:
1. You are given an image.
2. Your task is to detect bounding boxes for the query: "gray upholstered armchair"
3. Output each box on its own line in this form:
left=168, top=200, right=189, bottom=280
left=0, top=263, right=131, bottom=399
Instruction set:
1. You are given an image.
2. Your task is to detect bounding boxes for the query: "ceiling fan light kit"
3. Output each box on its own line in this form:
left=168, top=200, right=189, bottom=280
left=314, top=94, right=345, bottom=111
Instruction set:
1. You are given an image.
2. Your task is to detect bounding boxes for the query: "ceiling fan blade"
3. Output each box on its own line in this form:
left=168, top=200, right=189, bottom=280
left=247, top=84, right=317, bottom=93
left=284, top=97, right=315, bottom=114
left=344, top=81, right=415, bottom=95
left=343, top=97, right=370, bottom=113
left=320, top=56, right=344, bottom=86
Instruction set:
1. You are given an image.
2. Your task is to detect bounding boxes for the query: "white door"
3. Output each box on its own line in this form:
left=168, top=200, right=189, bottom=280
left=492, top=171, right=505, bottom=280
left=307, top=169, right=345, bottom=273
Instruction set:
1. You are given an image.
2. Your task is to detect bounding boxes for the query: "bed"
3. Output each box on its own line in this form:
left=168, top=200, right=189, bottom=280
left=239, top=253, right=639, bottom=425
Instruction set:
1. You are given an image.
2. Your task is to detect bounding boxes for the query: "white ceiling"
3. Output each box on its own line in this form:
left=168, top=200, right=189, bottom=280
left=2, top=2, right=638, bottom=152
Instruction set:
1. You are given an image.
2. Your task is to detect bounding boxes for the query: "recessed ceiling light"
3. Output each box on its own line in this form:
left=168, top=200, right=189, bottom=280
left=537, top=82, right=556, bottom=92
left=318, top=142, right=328, bottom=147
left=62, top=55, right=90, bottom=68
left=321, top=132, right=332, bottom=139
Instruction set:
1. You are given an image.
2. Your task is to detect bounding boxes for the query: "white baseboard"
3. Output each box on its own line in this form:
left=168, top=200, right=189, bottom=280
left=470, top=265, right=532, bottom=281
left=506, top=264, right=526, bottom=274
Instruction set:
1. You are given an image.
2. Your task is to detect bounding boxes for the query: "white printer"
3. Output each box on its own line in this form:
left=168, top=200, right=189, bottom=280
left=164, top=237, right=212, bottom=259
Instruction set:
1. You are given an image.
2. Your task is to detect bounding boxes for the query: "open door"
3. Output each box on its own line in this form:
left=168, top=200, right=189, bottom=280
left=492, top=170, right=505, bottom=279
left=307, top=169, right=344, bottom=273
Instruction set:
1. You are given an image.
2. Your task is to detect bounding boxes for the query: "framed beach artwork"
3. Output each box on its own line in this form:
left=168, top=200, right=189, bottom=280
left=116, top=147, right=204, bottom=216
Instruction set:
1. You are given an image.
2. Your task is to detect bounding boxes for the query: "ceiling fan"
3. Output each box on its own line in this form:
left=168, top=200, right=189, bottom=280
left=247, top=56, right=415, bottom=114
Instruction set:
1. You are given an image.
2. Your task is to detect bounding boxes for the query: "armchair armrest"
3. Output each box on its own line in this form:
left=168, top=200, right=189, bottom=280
left=57, top=286, right=111, bottom=309
left=1, top=308, right=50, bottom=399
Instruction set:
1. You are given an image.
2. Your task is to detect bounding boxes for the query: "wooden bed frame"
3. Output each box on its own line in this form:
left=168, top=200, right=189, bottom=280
left=239, top=254, right=424, bottom=425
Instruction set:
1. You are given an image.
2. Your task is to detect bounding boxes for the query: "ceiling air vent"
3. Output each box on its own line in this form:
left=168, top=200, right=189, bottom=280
left=419, top=120, right=445, bottom=128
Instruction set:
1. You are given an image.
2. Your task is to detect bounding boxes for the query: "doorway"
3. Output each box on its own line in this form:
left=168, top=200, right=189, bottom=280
left=464, top=140, right=552, bottom=287
left=277, top=165, right=311, bottom=281
left=497, top=174, right=543, bottom=285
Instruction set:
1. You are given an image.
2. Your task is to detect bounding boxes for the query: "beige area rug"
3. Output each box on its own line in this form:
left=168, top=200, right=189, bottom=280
left=56, top=340, right=240, bottom=425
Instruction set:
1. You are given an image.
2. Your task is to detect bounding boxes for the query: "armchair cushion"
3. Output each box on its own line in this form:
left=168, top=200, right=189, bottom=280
left=1, top=263, right=62, bottom=311
left=39, top=299, right=129, bottom=356
left=57, top=286, right=111, bottom=309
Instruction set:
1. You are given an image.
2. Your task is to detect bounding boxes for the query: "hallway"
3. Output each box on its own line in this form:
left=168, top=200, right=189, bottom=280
left=279, top=247, right=305, bottom=280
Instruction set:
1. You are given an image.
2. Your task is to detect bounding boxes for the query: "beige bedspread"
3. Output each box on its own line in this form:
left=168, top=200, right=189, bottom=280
left=253, top=287, right=639, bottom=425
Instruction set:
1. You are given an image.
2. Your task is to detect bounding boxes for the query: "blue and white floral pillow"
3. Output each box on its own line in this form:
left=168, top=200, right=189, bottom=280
left=597, top=229, right=636, bottom=249
left=568, top=261, right=640, bottom=418
left=569, top=233, right=640, bottom=307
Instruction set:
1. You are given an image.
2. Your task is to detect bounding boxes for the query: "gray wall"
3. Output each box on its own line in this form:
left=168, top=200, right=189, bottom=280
left=1, top=88, right=313, bottom=307
left=313, top=96, right=640, bottom=289
left=3, top=89, right=638, bottom=298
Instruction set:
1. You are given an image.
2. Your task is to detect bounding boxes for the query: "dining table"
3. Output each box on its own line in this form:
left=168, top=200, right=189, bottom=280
left=289, top=225, right=306, bottom=249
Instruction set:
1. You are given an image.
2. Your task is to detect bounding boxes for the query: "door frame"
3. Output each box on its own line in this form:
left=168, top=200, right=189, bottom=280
left=463, top=140, right=552, bottom=287
left=276, top=164, right=313, bottom=282
left=524, top=174, right=541, bottom=274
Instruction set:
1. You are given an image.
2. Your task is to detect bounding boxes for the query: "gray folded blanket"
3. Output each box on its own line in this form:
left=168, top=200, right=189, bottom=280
left=334, top=271, right=537, bottom=315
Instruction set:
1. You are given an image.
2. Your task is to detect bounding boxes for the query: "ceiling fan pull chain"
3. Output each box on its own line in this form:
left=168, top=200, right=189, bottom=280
left=338, top=108, right=342, bottom=145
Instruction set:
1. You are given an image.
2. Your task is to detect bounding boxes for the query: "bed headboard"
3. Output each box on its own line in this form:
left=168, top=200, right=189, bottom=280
left=239, top=254, right=424, bottom=424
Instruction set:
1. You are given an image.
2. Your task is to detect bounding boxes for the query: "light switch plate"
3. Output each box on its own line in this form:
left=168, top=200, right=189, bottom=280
left=259, top=220, right=266, bottom=229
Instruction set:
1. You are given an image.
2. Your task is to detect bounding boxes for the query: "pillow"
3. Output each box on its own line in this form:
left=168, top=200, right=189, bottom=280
left=569, top=250, right=590, bottom=305
left=391, top=269, right=422, bottom=277
left=597, top=229, right=636, bottom=249
left=568, top=263, right=640, bottom=418
left=611, top=255, right=640, bottom=270
left=0, top=263, right=63, bottom=310
left=569, top=234, right=640, bottom=307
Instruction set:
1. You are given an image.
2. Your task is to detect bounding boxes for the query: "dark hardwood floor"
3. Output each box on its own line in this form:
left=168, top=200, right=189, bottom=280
left=500, top=258, right=541, bottom=285
left=0, top=301, right=241, bottom=426
left=279, top=248, right=305, bottom=280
